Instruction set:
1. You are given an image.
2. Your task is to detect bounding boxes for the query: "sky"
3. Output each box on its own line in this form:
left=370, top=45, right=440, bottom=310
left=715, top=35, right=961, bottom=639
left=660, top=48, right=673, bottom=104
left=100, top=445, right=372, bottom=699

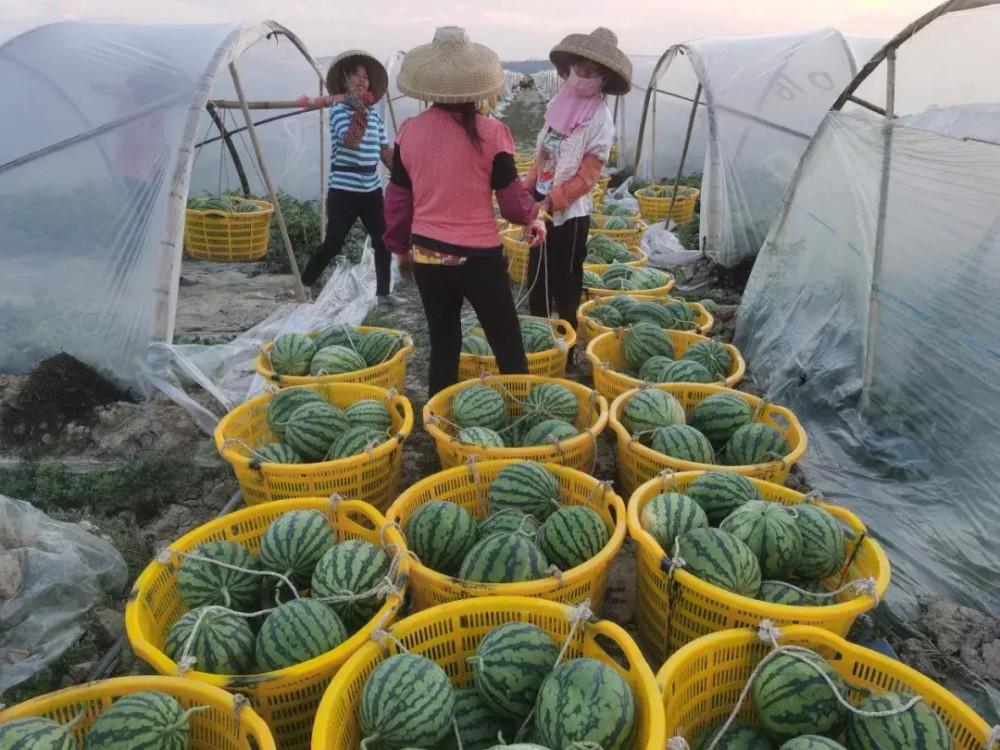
left=1, top=0, right=944, bottom=58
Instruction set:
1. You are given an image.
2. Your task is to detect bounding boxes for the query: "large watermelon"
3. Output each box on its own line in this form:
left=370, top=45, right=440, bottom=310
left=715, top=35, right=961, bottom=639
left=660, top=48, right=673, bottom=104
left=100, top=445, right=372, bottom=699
left=690, top=392, right=754, bottom=446
left=269, top=333, right=316, bottom=376
left=691, top=722, right=774, bottom=749
left=601, top=264, right=632, bottom=286
left=676, top=527, right=761, bottom=597
left=314, top=323, right=359, bottom=350
left=164, top=606, right=255, bottom=675
left=283, top=401, right=350, bottom=461
left=724, top=423, right=790, bottom=466
left=0, top=718, right=77, bottom=749
left=404, top=501, right=479, bottom=576
left=176, top=541, right=260, bottom=612
left=794, top=505, right=847, bottom=581
left=356, top=330, right=404, bottom=366
left=631, top=267, right=669, bottom=290
left=311, top=539, right=391, bottom=629
left=534, top=658, right=637, bottom=750
left=326, top=426, right=384, bottom=460
left=346, top=399, right=392, bottom=432
left=622, top=322, right=675, bottom=367
left=259, top=509, right=336, bottom=591
left=266, top=387, right=325, bottom=436
left=522, top=419, right=578, bottom=447
left=310, top=345, right=368, bottom=376
left=537, top=506, right=609, bottom=569
left=650, top=424, right=716, bottom=464
left=656, top=360, right=715, bottom=384
left=620, top=388, right=685, bottom=435
left=479, top=510, right=541, bottom=537
left=520, top=319, right=556, bottom=353
left=752, top=651, right=848, bottom=741
left=463, top=335, right=493, bottom=356
left=582, top=270, right=603, bottom=289
left=82, top=691, right=193, bottom=750
left=444, top=688, right=520, bottom=750
left=780, top=736, right=847, bottom=749
left=846, top=692, right=954, bottom=750
left=255, top=598, right=347, bottom=671
left=684, top=340, right=733, bottom=380
left=458, top=532, right=548, bottom=583
left=249, top=442, right=303, bottom=467
left=685, top=471, right=763, bottom=525
left=624, top=301, right=678, bottom=328
left=720, top=501, right=802, bottom=580
left=587, top=304, right=623, bottom=328
left=524, top=383, right=579, bottom=425
left=453, top=385, right=508, bottom=431
left=457, top=426, right=506, bottom=448
left=604, top=295, right=639, bottom=316
left=637, top=355, right=674, bottom=383
left=639, top=492, right=708, bottom=551
left=488, top=462, right=560, bottom=520
left=469, top=622, right=558, bottom=720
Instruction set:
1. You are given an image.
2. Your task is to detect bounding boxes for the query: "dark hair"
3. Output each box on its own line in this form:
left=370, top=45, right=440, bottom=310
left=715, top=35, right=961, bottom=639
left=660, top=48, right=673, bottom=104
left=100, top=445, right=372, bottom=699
left=436, top=102, right=482, bottom=153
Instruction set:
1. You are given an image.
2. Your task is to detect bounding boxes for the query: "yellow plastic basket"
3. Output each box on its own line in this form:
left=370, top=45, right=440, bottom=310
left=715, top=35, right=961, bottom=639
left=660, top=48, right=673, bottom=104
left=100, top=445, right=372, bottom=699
left=0, top=676, right=275, bottom=749
left=586, top=329, right=746, bottom=401
left=635, top=186, right=699, bottom=225
left=577, top=297, right=713, bottom=344
left=423, top=374, right=608, bottom=472
left=386, top=460, right=625, bottom=610
left=609, top=384, right=808, bottom=496
left=597, top=174, right=612, bottom=193
left=658, top=626, right=989, bottom=749
left=628, top=472, right=889, bottom=662
left=312, top=596, right=666, bottom=750
left=501, top=228, right=530, bottom=285
left=254, top=326, right=413, bottom=394
left=584, top=266, right=676, bottom=301
left=185, top=198, right=274, bottom=262
left=589, top=213, right=649, bottom=247
left=214, top=383, right=413, bottom=510
left=459, top=318, right=577, bottom=381
left=583, top=247, right=648, bottom=273
left=125, top=498, right=407, bottom=750
left=592, top=187, right=606, bottom=213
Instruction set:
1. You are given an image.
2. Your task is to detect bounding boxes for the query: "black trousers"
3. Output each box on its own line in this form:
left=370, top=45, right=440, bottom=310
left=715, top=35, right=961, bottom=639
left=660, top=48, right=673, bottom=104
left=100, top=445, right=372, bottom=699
left=527, top=215, right=590, bottom=329
left=413, top=256, right=528, bottom=397
left=301, top=188, right=391, bottom=294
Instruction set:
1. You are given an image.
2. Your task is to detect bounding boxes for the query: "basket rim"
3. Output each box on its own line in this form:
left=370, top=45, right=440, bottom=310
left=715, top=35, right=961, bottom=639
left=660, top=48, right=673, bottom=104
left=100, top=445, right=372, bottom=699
left=635, top=186, right=700, bottom=199
left=626, top=472, right=890, bottom=620
left=578, top=297, right=714, bottom=337
left=460, top=318, right=578, bottom=365
left=585, top=279, right=677, bottom=299
left=186, top=197, right=275, bottom=216
left=213, top=383, right=414, bottom=474
left=583, top=247, right=649, bottom=272
left=125, top=498, right=408, bottom=685
left=608, top=383, right=808, bottom=472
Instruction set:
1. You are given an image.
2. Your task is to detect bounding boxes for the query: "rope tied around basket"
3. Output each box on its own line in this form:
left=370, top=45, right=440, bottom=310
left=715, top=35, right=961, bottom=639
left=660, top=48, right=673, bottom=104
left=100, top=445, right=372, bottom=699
left=658, top=468, right=679, bottom=493
left=759, top=575, right=880, bottom=606
left=157, top=547, right=300, bottom=602
left=802, top=490, right=825, bottom=505
left=751, top=396, right=772, bottom=422
left=232, top=693, right=251, bottom=736
left=220, top=438, right=273, bottom=469
left=368, top=604, right=409, bottom=654
left=664, top=537, right=688, bottom=578
left=586, top=480, right=613, bottom=508
left=984, top=725, right=1000, bottom=749
left=325, top=493, right=345, bottom=524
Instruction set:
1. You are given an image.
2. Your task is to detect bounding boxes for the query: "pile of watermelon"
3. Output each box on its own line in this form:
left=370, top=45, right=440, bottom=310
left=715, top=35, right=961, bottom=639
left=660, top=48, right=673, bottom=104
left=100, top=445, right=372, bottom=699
left=163, top=508, right=394, bottom=674
left=403, top=462, right=610, bottom=582
left=187, top=194, right=265, bottom=213
left=585, top=234, right=633, bottom=265
left=590, top=205, right=638, bottom=232
left=447, top=382, right=582, bottom=449
left=356, top=621, right=638, bottom=750
left=461, top=316, right=559, bottom=358
left=583, top=265, right=671, bottom=292
left=247, top=387, right=393, bottom=465
left=621, top=386, right=790, bottom=467
left=606, top=322, right=733, bottom=386
left=267, top=324, right=406, bottom=378
left=586, top=294, right=701, bottom=332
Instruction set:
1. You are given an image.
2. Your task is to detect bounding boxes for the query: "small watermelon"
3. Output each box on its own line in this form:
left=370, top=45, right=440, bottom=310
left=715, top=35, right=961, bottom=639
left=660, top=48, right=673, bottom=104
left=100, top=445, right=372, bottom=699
left=686, top=471, right=763, bottom=525
left=0, top=717, right=77, bottom=749
left=249, top=442, right=303, bottom=467
left=759, top=580, right=833, bottom=607
left=83, top=691, right=198, bottom=750
left=457, top=426, right=506, bottom=448
left=656, top=360, right=716, bottom=384
left=469, top=622, right=558, bottom=720
left=356, top=330, right=404, bottom=366
left=585, top=252, right=606, bottom=265
left=684, top=340, right=733, bottom=380
left=176, top=541, right=260, bottom=612
left=650, top=424, right=716, bottom=463
left=453, top=385, right=508, bottom=431
left=346, top=399, right=392, bottom=432
left=310, top=345, right=368, bottom=376
left=603, top=295, right=638, bottom=315
left=690, top=392, right=753, bottom=446
left=462, top=335, right=493, bottom=356
left=846, top=692, right=954, bottom=750
left=459, top=532, right=548, bottom=583
left=269, top=333, right=316, bottom=376
left=621, top=388, right=686, bottom=435
left=164, top=606, right=255, bottom=675
left=676, top=527, right=761, bottom=597
left=488, top=462, right=560, bottom=520
left=637, top=356, right=674, bottom=383
left=326, top=425, right=384, bottom=460
left=582, top=270, right=603, bottom=289
left=311, top=539, right=391, bottom=629
left=640, top=492, right=708, bottom=551
left=522, top=419, right=578, bottom=447
left=587, top=305, right=623, bottom=327
left=520, top=319, right=556, bottom=353
left=259, top=509, right=335, bottom=595
left=537, top=506, right=609, bottom=569
left=752, top=651, right=848, bottom=741
left=479, top=510, right=541, bottom=537
left=283, top=401, right=350, bottom=461
left=793, top=505, right=847, bottom=581
left=314, top=323, right=358, bottom=350
left=691, top=722, right=774, bottom=749
left=524, top=382, right=579, bottom=425
left=724, top=423, right=790, bottom=466
left=255, top=598, right=347, bottom=671
left=444, top=688, right=520, bottom=750
left=631, top=268, right=669, bottom=290
left=624, top=301, right=678, bottom=328
left=622, top=322, right=674, bottom=367
left=720, top=501, right=802, bottom=579
left=602, top=216, right=631, bottom=231
left=266, top=387, right=325, bottom=436
left=404, top=501, right=479, bottom=576
left=601, top=264, right=632, bottom=286
left=780, top=736, right=846, bottom=749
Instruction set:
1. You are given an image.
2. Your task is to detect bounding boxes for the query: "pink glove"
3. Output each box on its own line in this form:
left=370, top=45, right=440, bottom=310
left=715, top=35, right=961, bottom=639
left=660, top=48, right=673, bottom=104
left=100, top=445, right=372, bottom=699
left=524, top=219, right=547, bottom=247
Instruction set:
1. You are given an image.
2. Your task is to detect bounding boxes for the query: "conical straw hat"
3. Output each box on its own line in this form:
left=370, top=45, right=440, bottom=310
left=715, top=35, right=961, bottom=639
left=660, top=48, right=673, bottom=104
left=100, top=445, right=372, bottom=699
left=550, top=27, right=633, bottom=96
left=326, top=50, right=389, bottom=103
left=397, top=27, right=504, bottom=104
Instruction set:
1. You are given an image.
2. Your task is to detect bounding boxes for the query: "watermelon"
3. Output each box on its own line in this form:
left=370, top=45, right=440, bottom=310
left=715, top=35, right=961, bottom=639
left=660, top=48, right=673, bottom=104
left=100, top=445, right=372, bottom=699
left=846, top=692, right=954, bottom=750
left=164, top=606, right=254, bottom=675
left=453, top=385, right=508, bottom=431
left=534, top=658, right=637, bottom=750
left=488, top=462, right=560, bottom=520
left=463, top=335, right=493, bottom=356
left=604, top=295, right=638, bottom=315
left=346, top=399, right=392, bottom=432
left=582, top=270, right=603, bottom=289
left=201, top=195, right=234, bottom=211
left=664, top=301, right=696, bottom=325
left=676, top=527, right=761, bottom=597
left=283, top=401, right=350, bottom=461
left=650, top=424, right=716, bottom=463
left=637, top=356, right=672, bottom=382
left=624, top=301, right=678, bottom=328
left=314, top=323, right=358, bottom=350
left=326, top=426, right=384, bottom=460
left=691, top=722, right=775, bottom=749
left=258, top=509, right=335, bottom=593
left=444, top=688, right=520, bottom=750
left=759, top=580, right=833, bottom=607
left=601, top=264, right=632, bottom=286
left=404, top=501, right=479, bottom=576
left=724, top=423, right=790, bottom=466
left=176, top=541, right=260, bottom=612
left=479, top=510, right=541, bottom=537
left=0, top=718, right=77, bottom=749
left=686, top=471, right=763, bottom=525
left=255, top=598, right=347, bottom=671
left=631, top=268, right=669, bottom=289
left=311, top=539, right=391, bottom=629
left=620, top=388, right=685, bottom=435
left=690, top=392, right=754, bottom=446
left=356, top=330, right=404, bottom=366
left=524, top=383, right=579, bottom=425
left=720, top=501, right=802, bottom=580
left=360, top=653, right=456, bottom=750
left=522, top=419, right=578, bottom=446
left=520, top=319, right=556, bottom=353
left=752, top=651, right=848, bottom=741
left=657, top=360, right=716, bottom=384
left=639, top=492, right=708, bottom=551
left=602, top=216, right=631, bottom=231
left=794, top=505, right=847, bottom=581
left=266, top=387, right=325, bottom=436
left=621, top=323, right=672, bottom=368
left=458, top=532, right=548, bottom=583
left=585, top=252, right=606, bottom=265
left=603, top=276, right=641, bottom=292
left=249, top=442, right=303, bottom=467
left=780, top=736, right=846, bottom=749
left=231, top=199, right=261, bottom=212
left=457, top=426, right=506, bottom=448
left=587, top=305, right=623, bottom=327
left=310, top=345, right=367, bottom=376
left=83, top=691, right=197, bottom=750
left=269, top=333, right=316, bottom=376
left=700, top=298, right=718, bottom=313
left=684, top=340, right=733, bottom=380
left=537, top=506, right=609, bottom=569
left=469, top=622, right=558, bottom=720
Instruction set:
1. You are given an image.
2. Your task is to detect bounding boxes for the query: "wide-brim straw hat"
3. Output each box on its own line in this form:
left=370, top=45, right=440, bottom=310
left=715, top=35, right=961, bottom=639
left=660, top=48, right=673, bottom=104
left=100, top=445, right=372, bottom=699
left=397, top=27, right=504, bottom=104
left=326, top=50, right=389, bottom=103
left=550, top=27, right=633, bottom=96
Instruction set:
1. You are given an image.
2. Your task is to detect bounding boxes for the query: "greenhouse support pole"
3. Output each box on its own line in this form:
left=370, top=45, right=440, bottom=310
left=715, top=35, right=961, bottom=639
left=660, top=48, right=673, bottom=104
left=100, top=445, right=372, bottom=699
left=667, top=83, right=702, bottom=225
left=319, top=78, right=327, bottom=243
left=230, top=64, right=307, bottom=301
left=860, top=49, right=896, bottom=412
left=205, top=101, right=251, bottom=197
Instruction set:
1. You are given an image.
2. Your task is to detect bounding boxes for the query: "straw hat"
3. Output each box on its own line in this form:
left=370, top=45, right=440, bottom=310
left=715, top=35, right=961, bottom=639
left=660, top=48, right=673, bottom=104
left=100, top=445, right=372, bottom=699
left=326, top=50, right=389, bottom=102
left=397, top=27, right=504, bottom=104
left=550, top=27, right=633, bottom=96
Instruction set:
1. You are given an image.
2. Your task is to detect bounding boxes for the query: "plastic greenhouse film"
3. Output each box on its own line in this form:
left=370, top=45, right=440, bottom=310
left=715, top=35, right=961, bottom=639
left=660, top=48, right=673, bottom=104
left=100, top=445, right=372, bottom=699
left=641, top=222, right=701, bottom=269
left=0, top=495, right=128, bottom=696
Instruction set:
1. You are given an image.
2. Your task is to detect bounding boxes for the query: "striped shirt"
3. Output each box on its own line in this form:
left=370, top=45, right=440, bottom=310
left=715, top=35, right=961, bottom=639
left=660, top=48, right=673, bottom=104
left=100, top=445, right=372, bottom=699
left=328, top=102, right=389, bottom=192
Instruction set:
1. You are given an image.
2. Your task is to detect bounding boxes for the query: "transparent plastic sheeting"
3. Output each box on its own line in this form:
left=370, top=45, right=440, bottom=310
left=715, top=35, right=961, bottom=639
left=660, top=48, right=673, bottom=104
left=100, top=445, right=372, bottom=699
left=0, top=495, right=128, bottom=696
left=0, top=21, right=322, bottom=393
left=737, top=110, right=1000, bottom=618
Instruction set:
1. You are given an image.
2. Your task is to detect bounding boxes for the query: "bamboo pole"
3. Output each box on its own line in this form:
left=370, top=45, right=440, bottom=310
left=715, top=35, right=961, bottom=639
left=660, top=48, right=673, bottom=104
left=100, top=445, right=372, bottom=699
left=210, top=98, right=311, bottom=110
left=205, top=101, right=251, bottom=197
left=666, top=83, right=702, bottom=228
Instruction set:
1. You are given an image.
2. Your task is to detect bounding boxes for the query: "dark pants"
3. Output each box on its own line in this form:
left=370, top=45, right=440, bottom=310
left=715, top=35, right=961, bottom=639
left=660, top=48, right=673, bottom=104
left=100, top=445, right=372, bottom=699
left=301, top=188, right=391, bottom=294
left=413, top=256, right=528, bottom=397
left=527, top=215, right=590, bottom=328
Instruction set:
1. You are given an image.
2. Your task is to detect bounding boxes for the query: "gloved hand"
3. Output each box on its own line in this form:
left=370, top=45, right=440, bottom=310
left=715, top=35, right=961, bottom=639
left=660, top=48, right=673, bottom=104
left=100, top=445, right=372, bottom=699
left=396, top=250, right=414, bottom=280
left=524, top=219, right=547, bottom=247
left=344, top=90, right=375, bottom=110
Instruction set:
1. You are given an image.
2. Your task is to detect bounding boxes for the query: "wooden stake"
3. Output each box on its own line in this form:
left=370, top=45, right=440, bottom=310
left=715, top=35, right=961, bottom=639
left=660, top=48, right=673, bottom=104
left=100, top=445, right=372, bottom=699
left=667, top=83, right=702, bottom=231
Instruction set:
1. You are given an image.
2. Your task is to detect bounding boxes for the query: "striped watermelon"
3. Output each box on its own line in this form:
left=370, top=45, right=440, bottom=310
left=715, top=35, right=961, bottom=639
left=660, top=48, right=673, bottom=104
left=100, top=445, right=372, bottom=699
left=585, top=252, right=605, bottom=264
left=269, top=333, right=316, bottom=376
left=524, top=383, right=579, bottom=425
left=691, top=722, right=774, bottom=749
left=685, top=471, right=763, bottom=525
left=444, top=688, right=520, bottom=750
left=793, top=505, right=846, bottom=581
left=266, top=387, right=325, bottom=436
left=690, top=392, right=754, bottom=445
left=751, top=651, right=848, bottom=741
left=759, top=580, right=833, bottom=607
left=620, top=388, right=685, bottom=435
left=453, top=385, right=508, bottom=431
left=255, top=598, right=347, bottom=671
left=82, top=691, right=194, bottom=750
left=176, top=541, right=260, bottom=612
left=346, top=399, right=392, bottom=432
left=582, top=270, right=603, bottom=289
left=201, top=195, right=234, bottom=211
left=469, top=622, right=558, bottom=720
left=522, top=419, right=578, bottom=447
left=624, top=301, right=678, bottom=328
left=479, top=510, right=540, bottom=537
left=622, top=322, right=675, bottom=367
left=164, top=606, right=254, bottom=675
left=520, top=319, right=556, bottom=353
left=231, top=200, right=261, bottom=213
left=656, top=360, right=715, bottom=384
left=259, top=509, right=336, bottom=590
left=356, top=330, right=404, bottom=366
left=724, top=423, right=790, bottom=466
left=310, top=345, right=368, bottom=376
left=780, top=735, right=847, bottom=748
left=314, top=323, right=358, bottom=351
left=637, top=355, right=673, bottom=383
left=0, top=718, right=77, bottom=749
left=587, top=304, right=623, bottom=327
left=360, top=653, right=456, bottom=750
left=604, top=295, right=638, bottom=315
left=463, top=335, right=493, bottom=356
left=458, top=532, right=548, bottom=583
left=537, top=506, right=609, bottom=569
left=663, top=301, right=696, bottom=326
left=311, top=539, right=391, bottom=629
left=639, top=492, right=708, bottom=551
left=249, top=442, right=303, bottom=467
left=404, top=501, right=479, bottom=576
left=488, top=462, right=560, bottom=520
left=601, top=264, right=632, bottom=286
left=650, top=424, right=716, bottom=463
left=326, top=426, right=384, bottom=460
left=846, top=692, right=954, bottom=750
left=534, top=658, right=637, bottom=750
left=457, top=426, right=506, bottom=448
left=631, top=267, right=669, bottom=289
left=684, top=340, right=733, bottom=380
left=676, top=528, right=761, bottom=597
left=283, top=401, right=350, bottom=461
left=720, top=501, right=802, bottom=580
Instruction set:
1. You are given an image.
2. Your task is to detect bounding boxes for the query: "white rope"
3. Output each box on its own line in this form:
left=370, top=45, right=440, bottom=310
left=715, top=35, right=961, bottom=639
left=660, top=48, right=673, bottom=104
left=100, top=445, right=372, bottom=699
left=984, top=725, right=1000, bottom=749
left=761, top=576, right=880, bottom=605
left=666, top=738, right=691, bottom=750
left=232, top=693, right=251, bottom=737
left=666, top=537, right=687, bottom=577
left=158, top=548, right=300, bottom=602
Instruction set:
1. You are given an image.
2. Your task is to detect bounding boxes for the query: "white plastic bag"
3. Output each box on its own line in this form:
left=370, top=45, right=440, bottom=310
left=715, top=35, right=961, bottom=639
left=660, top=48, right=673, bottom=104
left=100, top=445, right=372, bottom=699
left=641, top=222, right=702, bottom=269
